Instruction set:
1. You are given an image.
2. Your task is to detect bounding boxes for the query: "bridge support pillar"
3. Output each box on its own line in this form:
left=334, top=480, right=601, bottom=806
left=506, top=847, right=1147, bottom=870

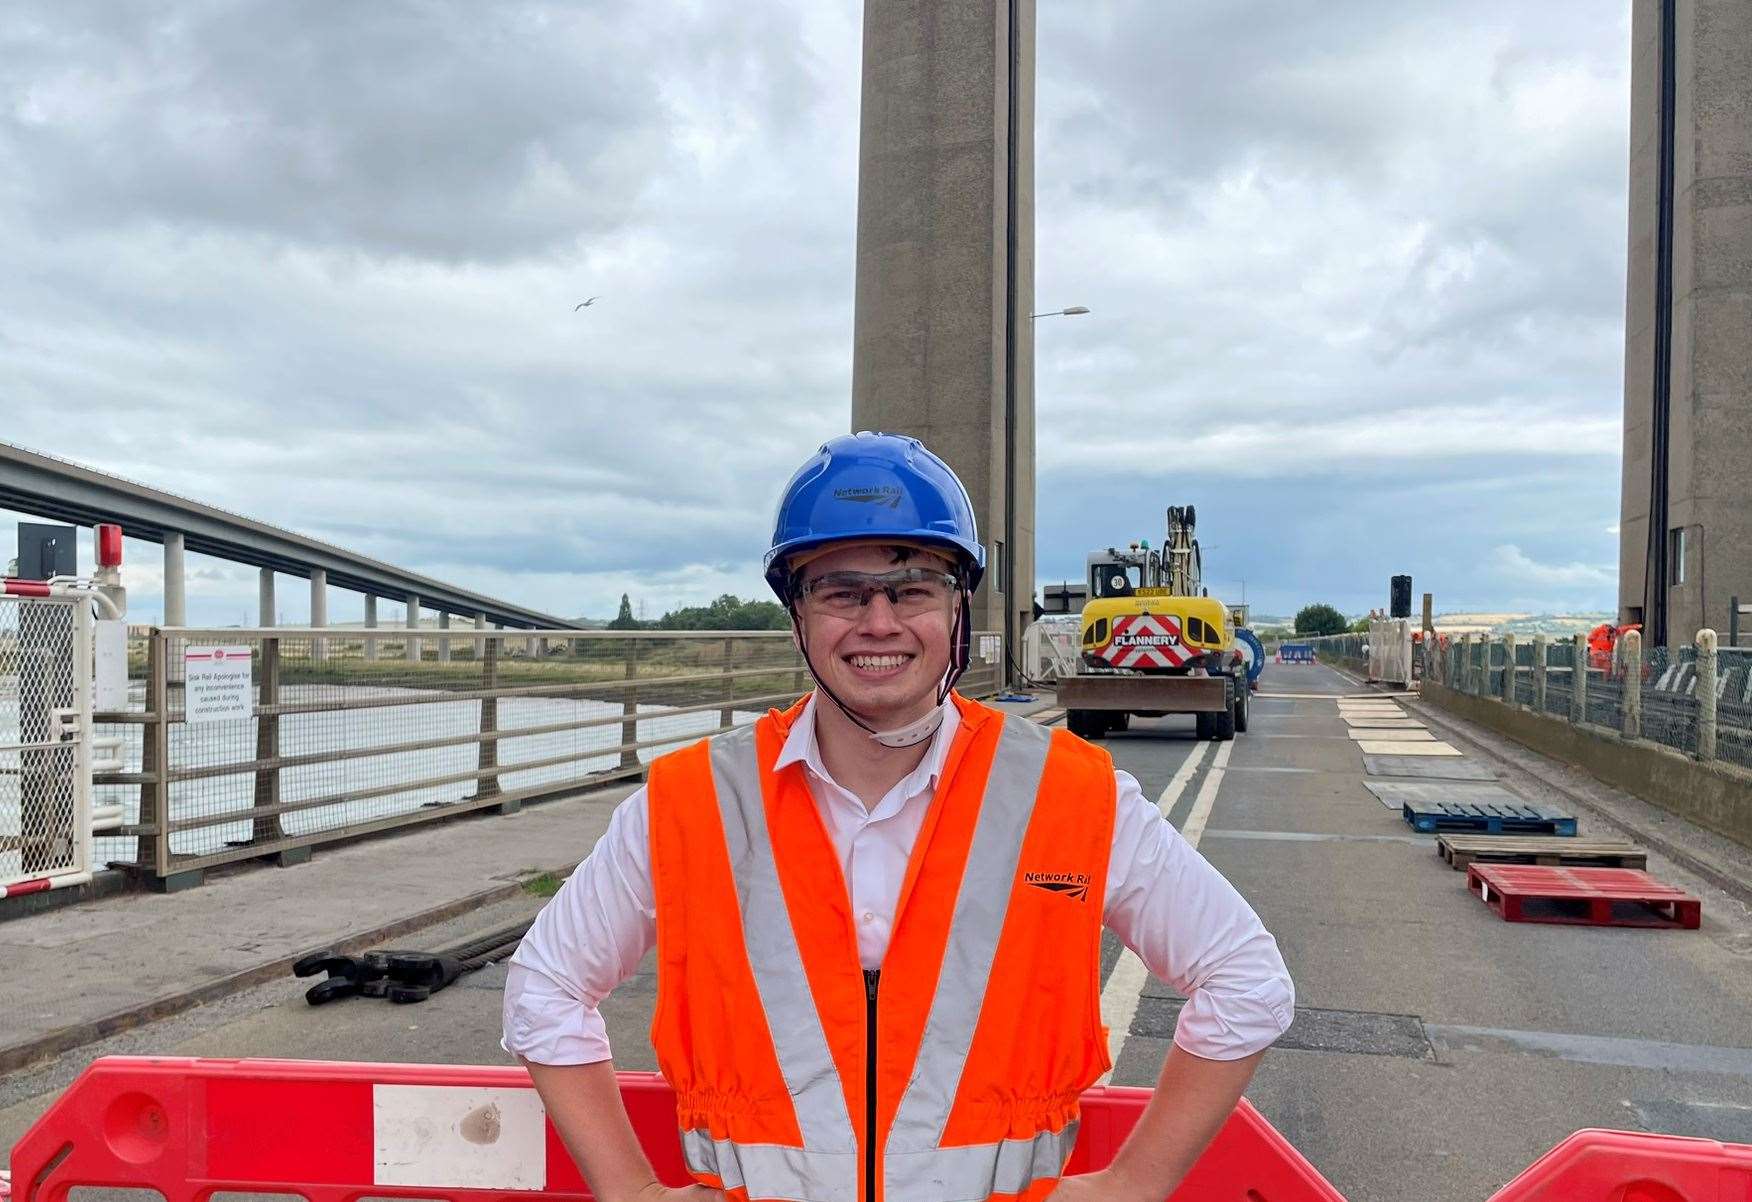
left=364, top=594, right=378, bottom=662
left=437, top=611, right=451, bottom=663
left=851, top=0, right=1036, bottom=681
left=163, top=532, right=186, bottom=626
left=1696, top=628, right=1718, bottom=761
left=405, top=594, right=421, bottom=663
left=258, top=568, right=275, bottom=627
left=1619, top=0, right=1752, bottom=647
left=310, top=568, right=328, bottom=662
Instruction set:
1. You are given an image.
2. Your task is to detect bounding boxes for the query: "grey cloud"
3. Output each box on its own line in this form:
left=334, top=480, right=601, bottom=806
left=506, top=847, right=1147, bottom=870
left=2, top=1, right=819, bottom=263
left=2, top=1, right=1628, bottom=622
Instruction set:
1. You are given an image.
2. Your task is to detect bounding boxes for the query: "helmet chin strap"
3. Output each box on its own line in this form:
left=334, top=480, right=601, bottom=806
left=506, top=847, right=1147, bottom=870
left=791, top=581, right=972, bottom=750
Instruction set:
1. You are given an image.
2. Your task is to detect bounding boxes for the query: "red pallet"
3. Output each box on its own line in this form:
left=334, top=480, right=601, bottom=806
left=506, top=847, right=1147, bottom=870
left=1467, top=863, right=1701, bottom=929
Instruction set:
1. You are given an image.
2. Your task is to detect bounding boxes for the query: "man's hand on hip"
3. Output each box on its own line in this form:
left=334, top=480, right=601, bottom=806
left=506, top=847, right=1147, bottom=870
left=1045, top=1168, right=1153, bottom=1201
left=629, top=1183, right=726, bottom=1202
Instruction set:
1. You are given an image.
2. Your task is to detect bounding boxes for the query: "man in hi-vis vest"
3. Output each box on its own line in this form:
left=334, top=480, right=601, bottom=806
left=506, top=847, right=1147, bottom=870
left=504, top=432, right=1294, bottom=1202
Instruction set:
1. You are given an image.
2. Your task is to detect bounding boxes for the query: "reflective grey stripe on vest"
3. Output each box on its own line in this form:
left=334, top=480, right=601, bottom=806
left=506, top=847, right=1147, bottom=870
left=887, top=715, right=1066, bottom=1198
left=885, top=1122, right=1081, bottom=1201
left=697, top=715, right=1066, bottom=1202
left=682, top=1130, right=858, bottom=1202
left=701, top=727, right=858, bottom=1199
left=888, top=715, right=1053, bottom=1146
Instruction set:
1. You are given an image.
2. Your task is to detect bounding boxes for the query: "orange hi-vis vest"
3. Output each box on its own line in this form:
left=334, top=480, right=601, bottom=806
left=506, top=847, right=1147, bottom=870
left=646, top=692, right=1118, bottom=1202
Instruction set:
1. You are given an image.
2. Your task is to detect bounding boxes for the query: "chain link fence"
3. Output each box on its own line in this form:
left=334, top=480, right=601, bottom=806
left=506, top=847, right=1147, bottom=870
left=92, top=637, right=148, bottom=870
left=1311, top=633, right=1366, bottom=671
left=1419, top=629, right=1752, bottom=772
left=1259, top=625, right=1750, bottom=774
left=1720, top=647, right=1752, bottom=769
left=95, top=626, right=1003, bottom=881
left=1641, top=644, right=1697, bottom=755
left=1512, top=641, right=1534, bottom=707
left=1543, top=637, right=1575, bottom=720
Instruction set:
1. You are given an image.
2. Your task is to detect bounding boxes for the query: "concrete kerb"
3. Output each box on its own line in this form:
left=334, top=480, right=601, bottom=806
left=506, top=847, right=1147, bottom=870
left=0, top=862, right=576, bottom=1076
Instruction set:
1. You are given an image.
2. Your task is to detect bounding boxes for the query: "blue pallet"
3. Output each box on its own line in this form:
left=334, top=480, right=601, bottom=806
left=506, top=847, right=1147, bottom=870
left=1401, top=801, right=1577, bottom=837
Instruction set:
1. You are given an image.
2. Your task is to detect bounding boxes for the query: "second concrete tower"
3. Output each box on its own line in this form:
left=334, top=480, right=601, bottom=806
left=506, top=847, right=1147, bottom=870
left=851, top=0, right=1035, bottom=671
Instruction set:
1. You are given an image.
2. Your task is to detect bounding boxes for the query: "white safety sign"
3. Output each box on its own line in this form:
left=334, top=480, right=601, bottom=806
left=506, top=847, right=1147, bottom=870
left=184, top=645, right=254, bottom=723
left=979, top=634, right=1000, bottom=663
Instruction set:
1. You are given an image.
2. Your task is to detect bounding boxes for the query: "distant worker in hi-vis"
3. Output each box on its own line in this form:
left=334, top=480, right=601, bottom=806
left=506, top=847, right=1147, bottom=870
left=504, top=432, right=1293, bottom=1201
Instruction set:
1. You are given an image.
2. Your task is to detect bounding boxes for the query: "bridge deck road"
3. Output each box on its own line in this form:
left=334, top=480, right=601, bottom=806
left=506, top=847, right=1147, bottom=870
left=1101, top=661, right=1752, bottom=1202
left=7, top=666, right=1752, bottom=1202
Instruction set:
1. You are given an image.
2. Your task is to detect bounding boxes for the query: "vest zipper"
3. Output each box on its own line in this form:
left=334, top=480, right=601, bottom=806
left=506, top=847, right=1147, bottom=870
left=864, top=968, right=880, bottom=1202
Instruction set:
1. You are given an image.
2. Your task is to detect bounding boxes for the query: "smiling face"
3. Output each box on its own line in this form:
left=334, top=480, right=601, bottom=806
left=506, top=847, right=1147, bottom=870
left=792, top=541, right=959, bottom=729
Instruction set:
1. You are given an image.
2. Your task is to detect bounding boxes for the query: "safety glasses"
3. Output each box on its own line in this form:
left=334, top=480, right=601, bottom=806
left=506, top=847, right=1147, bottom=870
left=797, top=568, right=959, bottom=617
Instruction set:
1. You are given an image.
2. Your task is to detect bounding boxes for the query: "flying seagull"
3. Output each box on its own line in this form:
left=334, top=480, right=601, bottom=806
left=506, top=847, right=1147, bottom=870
left=574, top=297, right=599, bottom=310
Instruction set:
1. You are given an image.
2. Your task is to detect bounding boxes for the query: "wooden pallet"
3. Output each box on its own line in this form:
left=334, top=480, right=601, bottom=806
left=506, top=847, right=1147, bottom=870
left=1402, top=801, right=1577, bottom=836
left=1437, top=834, right=1646, bottom=872
left=1467, top=863, right=1700, bottom=929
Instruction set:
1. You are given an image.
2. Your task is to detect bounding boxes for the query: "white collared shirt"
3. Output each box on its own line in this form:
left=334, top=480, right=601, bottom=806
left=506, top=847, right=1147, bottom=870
left=503, top=697, right=1293, bottom=1064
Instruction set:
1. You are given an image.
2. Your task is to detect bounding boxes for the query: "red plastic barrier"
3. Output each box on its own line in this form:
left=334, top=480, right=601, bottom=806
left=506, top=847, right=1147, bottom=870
left=1487, top=1128, right=1752, bottom=1201
left=7, top=1057, right=1342, bottom=1202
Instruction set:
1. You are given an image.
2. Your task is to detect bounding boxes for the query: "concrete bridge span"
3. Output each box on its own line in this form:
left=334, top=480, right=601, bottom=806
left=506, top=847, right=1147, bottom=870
left=0, top=440, right=580, bottom=631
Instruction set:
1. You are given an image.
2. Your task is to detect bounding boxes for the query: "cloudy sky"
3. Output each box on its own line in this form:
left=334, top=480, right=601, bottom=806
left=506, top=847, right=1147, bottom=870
left=1, top=1, right=1631, bottom=626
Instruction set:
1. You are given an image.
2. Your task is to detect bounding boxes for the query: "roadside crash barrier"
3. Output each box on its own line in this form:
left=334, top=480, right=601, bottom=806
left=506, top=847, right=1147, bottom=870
left=10, top=1057, right=1343, bottom=1202
left=17, top=1058, right=1749, bottom=1200
left=1485, top=1127, right=1752, bottom=1200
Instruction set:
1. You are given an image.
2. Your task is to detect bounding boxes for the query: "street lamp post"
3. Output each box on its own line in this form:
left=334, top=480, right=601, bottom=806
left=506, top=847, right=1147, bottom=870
left=1010, top=304, right=1091, bottom=683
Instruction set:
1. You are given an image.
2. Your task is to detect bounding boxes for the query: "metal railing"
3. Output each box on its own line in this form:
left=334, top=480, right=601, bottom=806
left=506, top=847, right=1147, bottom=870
left=94, top=626, right=1004, bottom=881
left=1421, top=628, right=1752, bottom=771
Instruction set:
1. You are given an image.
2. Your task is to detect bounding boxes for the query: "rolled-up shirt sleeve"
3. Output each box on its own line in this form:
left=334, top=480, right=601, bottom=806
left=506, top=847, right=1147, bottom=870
left=501, top=787, right=657, bottom=1065
left=1103, top=769, right=1295, bottom=1060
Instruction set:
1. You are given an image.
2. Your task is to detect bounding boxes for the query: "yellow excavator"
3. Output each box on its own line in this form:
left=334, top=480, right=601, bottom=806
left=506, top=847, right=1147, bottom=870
left=1059, top=505, right=1248, bottom=741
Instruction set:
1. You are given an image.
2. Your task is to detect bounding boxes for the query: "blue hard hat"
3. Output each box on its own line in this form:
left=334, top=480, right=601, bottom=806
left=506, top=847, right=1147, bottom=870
left=764, top=431, right=986, bottom=600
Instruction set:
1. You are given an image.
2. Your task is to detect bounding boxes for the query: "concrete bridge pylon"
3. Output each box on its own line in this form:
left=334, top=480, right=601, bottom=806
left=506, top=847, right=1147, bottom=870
left=851, top=0, right=1035, bottom=679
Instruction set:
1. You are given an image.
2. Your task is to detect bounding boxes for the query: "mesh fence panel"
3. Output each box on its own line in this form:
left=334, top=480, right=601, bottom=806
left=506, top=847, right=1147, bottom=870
left=1, top=598, right=81, bottom=886
left=1422, top=628, right=1752, bottom=771
left=1512, top=641, right=1534, bottom=706
left=90, top=629, right=153, bottom=868
left=1585, top=644, right=1623, bottom=730
left=1543, top=639, right=1576, bottom=719
left=1641, top=644, right=1697, bottom=754
left=1718, top=647, right=1752, bottom=769
left=1486, top=640, right=1506, bottom=698
left=1309, top=634, right=1365, bottom=668
left=140, top=628, right=1003, bottom=872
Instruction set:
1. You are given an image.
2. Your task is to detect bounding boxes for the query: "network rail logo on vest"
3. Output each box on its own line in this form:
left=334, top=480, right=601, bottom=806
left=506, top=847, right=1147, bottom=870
left=1024, top=870, right=1092, bottom=902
